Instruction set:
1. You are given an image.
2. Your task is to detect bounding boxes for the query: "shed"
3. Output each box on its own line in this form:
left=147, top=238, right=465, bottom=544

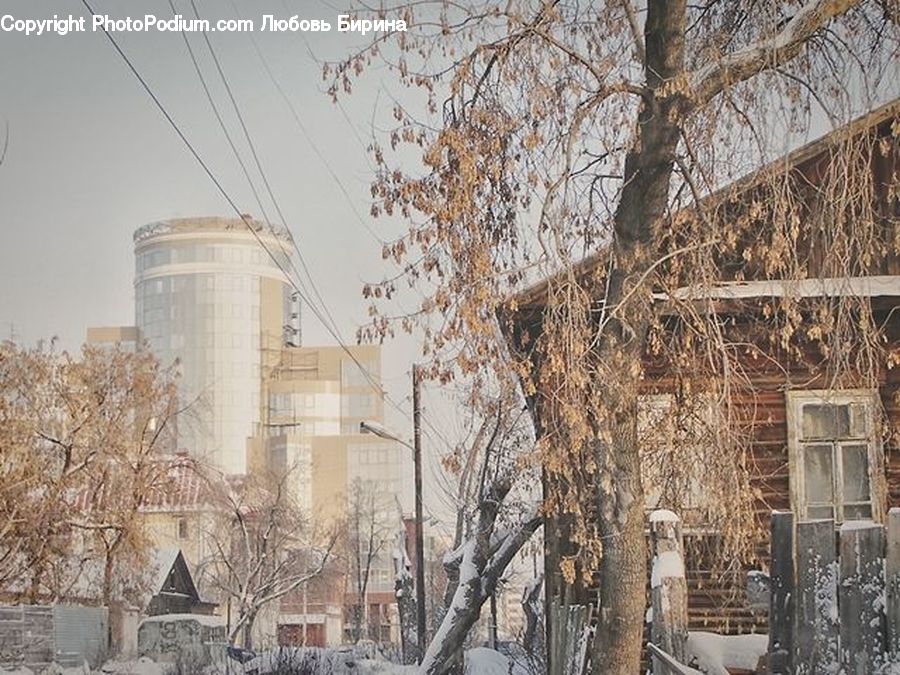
left=146, top=549, right=216, bottom=617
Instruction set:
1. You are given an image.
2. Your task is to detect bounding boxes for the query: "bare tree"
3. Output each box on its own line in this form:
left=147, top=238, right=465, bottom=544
left=413, top=376, right=542, bottom=674
left=423, top=472, right=541, bottom=673
left=203, top=470, right=334, bottom=648
left=344, top=477, right=393, bottom=644
left=333, top=1, right=899, bottom=671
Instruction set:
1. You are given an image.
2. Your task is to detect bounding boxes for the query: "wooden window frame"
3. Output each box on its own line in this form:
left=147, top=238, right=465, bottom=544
left=786, top=389, right=885, bottom=523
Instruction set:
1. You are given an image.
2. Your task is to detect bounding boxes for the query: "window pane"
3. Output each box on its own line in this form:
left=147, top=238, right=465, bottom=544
left=841, top=444, right=870, bottom=502
left=800, top=401, right=869, bottom=441
left=803, top=443, right=834, bottom=504
left=848, top=403, right=868, bottom=438
left=808, top=505, right=835, bottom=520
left=802, top=404, right=837, bottom=439
left=844, top=504, right=873, bottom=520
left=833, top=405, right=851, bottom=438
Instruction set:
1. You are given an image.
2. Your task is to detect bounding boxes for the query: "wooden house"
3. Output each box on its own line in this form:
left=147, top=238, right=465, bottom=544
left=503, top=100, right=900, bottom=652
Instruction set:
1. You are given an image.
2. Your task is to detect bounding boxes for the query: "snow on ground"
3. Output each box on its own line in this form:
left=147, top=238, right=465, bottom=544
left=85, top=647, right=525, bottom=675
left=686, top=632, right=767, bottom=675
left=98, top=657, right=169, bottom=675
left=242, top=646, right=413, bottom=674
left=464, top=648, right=510, bottom=675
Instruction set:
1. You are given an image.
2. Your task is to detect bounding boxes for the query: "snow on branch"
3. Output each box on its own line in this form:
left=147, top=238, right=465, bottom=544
left=689, top=0, right=858, bottom=106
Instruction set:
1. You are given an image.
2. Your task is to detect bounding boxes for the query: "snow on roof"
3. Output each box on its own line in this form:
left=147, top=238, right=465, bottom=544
left=656, top=275, right=900, bottom=303
left=151, top=549, right=181, bottom=594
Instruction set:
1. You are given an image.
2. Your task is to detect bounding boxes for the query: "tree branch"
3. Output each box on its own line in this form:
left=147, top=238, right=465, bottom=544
left=689, top=0, right=859, bottom=106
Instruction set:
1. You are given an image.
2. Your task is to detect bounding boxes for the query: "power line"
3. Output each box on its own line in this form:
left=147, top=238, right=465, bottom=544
left=165, top=0, right=276, bottom=242
left=189, top=2, right=453, bottom=451
left=81, top=0, right=453, bottom=453
left=243, top=21, right=384, bottom=246
left=239, top=29, right=456, bottom=449
left=79, top=0, right=370, bottom=391
left=185, top=0, right=341, bottom=342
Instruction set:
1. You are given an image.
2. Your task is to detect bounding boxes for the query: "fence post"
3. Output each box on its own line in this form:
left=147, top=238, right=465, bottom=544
left=886, top=508, right=900, bottom=660
left=793, top=519, right=839, bottom=674
left=767, top=511, right=793, bottom=674
left=839, top=521, right=886, bottom=674
left=649, top=509, right=688, bottom=673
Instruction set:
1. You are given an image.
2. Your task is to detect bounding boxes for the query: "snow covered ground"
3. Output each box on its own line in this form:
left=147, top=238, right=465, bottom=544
left=686, top=632, right=767, bottom=674
left=0, top=647, right=529, bottom=675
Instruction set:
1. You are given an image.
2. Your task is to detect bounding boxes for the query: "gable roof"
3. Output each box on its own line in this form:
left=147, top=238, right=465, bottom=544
left=151, top=548, right=199, bottom=603
left=511, top=99, right=900, bottom=313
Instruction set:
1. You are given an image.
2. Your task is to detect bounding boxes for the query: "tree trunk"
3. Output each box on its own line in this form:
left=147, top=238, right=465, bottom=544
left=242, top=613, right=255, bottom=650
left=421, top=572, right=482, bottom=675
left=103, top=553, right=115, bottom=606
left=589, top=1, right=686, bottom=672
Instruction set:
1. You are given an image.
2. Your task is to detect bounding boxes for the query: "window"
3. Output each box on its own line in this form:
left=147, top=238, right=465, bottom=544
left=177, top=518, right=189, bottom=540
left=637, top=393, right=714, bottom=522
left=787, top=390, right=882, bottom=523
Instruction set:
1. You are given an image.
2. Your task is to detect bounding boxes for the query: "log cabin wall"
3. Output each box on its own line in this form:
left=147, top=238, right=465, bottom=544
left=640, top=301, right=900, bottom=635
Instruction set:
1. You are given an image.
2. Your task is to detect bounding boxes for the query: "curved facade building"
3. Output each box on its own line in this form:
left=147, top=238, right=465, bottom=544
left=134, top=216, right=298, bottom=474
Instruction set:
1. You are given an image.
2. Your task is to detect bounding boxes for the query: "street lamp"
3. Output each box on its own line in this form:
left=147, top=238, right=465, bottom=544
left=359, top=420, right=411, bottom=448
left=360, top=377, right=427, bottom=664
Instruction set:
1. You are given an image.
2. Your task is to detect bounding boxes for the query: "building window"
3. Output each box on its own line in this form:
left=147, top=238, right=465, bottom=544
left=637, top=393, right=714, bottom=522
left=787, top=390, right=882, bottom=523
left=177, top=518, right=189, bottom=540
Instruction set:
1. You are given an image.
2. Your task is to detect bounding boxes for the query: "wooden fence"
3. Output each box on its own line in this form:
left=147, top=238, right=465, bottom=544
left=767, top=508, right=900, bottom=674
left=548, top=603, right=592, bottom=675
left=648, top=508, right=900, bottom=674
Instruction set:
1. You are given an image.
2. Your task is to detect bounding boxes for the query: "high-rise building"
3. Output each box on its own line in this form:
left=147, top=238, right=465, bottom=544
left=256, top=345, right=404, bottom=646
left=133, top=216, right=299, bottom=474
left=88, top=215, right=406, bottom=647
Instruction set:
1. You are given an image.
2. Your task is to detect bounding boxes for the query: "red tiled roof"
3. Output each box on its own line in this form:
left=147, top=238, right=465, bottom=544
left=70, top=455, right=223, bottom=514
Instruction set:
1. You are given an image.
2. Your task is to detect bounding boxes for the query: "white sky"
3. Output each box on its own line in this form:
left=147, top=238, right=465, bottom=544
left=0, top=0, right=467, bottom=527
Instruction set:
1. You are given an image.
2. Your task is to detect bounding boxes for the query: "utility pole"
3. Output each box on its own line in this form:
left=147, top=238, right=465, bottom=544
left=412, top=364, right=427, bottom=661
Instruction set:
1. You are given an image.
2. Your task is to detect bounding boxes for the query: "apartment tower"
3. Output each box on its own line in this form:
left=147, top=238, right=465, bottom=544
left=133, top=216, right=299, bottom=474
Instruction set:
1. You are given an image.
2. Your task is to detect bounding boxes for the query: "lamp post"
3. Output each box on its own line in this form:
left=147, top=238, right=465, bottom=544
left=360, top=366, right=427, bottom=662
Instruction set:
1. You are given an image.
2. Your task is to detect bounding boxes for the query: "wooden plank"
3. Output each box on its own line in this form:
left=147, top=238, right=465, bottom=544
left=887, top=508, right=900, bottom=659
left=646, top=643, right=704, bottom=675
left=839, top=521, right=886, bottom=674
left=650, top=510, right=688, bottom=674
left=767, top=511, right=793, bottom=675
left=793, top=519, right=839, bottom=674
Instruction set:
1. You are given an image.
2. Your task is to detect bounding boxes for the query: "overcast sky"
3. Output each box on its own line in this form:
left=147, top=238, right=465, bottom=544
left=0, top=0, right=472, bottom=522
left=0, top=0, right=415, bottom=344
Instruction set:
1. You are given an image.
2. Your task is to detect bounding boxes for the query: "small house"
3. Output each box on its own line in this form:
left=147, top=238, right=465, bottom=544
left=504, top=100, right=900, bottom=667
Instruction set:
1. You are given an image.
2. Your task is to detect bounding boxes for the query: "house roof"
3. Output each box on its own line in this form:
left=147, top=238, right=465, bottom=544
left=138, top=457, right=220, bottom=513
left=652, top=275, right=900, bottom=302
left=511, top=98, right=900, bottom=312
left=150, top=547, right=200, bottom=605
left=151, top=548, right=182, bottom=594
left=69, top=455, right=219, bottom=514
